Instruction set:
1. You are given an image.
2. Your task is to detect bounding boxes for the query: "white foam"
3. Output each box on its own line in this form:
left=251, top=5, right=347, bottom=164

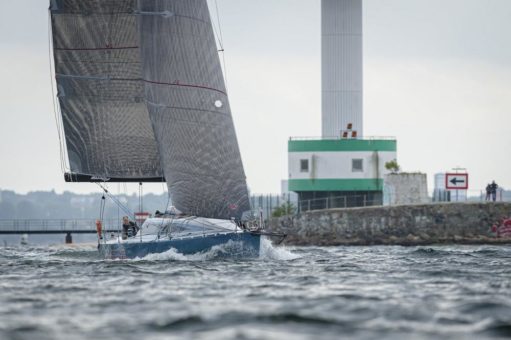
left=134, top=240, right=253, bottom=262
left=130, top=238, right=300, bottom=262
left=137, top=247, right=195, bottom=261
left=47, top=243, right=98, bottom=251
left=259, top=237, right=301, bottom=261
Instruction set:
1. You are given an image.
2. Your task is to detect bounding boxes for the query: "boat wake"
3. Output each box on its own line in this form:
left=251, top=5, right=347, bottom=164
left=130, top=237, right=300, bottom=262
left=259, top=237, right=301, bottom=261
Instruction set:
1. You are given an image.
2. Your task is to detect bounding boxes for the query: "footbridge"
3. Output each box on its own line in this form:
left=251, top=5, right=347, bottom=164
left=0, top=219, right=123, bottom=234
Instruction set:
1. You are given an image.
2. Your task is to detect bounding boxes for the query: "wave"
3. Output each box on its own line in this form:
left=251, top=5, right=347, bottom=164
left=485, top=322, right=511, bottom=337
left=129, top=237, right=300, bottom=262
left=411, top=246, right=511, bottom=260
left=259, top=237, right=301, bottom=261
left=133, top=239, right=257, bottom=262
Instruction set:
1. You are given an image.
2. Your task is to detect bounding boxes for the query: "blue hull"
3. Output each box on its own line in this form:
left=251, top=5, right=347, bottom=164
left=98, top=232, right=260, bottom=259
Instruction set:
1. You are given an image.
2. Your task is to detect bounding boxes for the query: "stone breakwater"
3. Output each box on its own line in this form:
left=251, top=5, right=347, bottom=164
left=268, top=202, right=511, bottom=246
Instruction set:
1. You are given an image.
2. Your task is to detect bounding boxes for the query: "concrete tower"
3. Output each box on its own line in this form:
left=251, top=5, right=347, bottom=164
left=322, top=0, right=363, bottom=138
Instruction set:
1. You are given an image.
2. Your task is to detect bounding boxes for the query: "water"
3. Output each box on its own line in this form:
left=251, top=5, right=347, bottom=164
left=0, top=240, right=510, bottom=340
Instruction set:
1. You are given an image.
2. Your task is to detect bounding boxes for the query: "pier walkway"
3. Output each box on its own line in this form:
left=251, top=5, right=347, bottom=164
left=0, top=219, right=122, bottom=234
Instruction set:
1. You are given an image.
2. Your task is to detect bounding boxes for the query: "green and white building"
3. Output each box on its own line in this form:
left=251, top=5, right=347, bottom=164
left=286, top=0, right=398, bottom=209
left=288, top=138, right=397, bottom=208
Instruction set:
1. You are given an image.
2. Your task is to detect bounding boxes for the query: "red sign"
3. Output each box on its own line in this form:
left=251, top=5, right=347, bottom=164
left=445, top=173, right=469, bottom=190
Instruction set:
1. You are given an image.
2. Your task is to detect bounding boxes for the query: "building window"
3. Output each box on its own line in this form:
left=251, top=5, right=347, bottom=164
left=300, top=159, right=309, bottom=172
left=352, top=159, right=363, bottom=172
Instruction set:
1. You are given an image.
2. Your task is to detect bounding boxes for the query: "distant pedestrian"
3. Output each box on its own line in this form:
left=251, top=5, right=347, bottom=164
left=490, top=181, right=498, bottom=202
left=485, top=184, right=491, bottom=201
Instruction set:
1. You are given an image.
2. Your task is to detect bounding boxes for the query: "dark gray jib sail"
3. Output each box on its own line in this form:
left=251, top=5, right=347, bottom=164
left=50, top=0, right=250, bottom=220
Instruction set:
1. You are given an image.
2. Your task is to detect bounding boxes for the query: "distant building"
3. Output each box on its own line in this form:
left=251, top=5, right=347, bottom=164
left=287, top=0, right=398, bottom=210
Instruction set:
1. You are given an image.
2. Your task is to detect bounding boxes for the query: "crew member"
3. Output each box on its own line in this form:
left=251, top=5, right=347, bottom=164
left=122, top=216, right=139, bottom=239
left=95, top=220, right=103, bottom=240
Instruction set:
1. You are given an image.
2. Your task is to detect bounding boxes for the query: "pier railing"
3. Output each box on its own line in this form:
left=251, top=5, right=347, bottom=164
left=0, top=219, right=121, bottom=234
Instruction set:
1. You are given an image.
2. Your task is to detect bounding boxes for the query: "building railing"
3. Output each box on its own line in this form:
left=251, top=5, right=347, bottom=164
left=289, top=136, right=396, bottom=141
left=297, top=194, right=383, bottom=213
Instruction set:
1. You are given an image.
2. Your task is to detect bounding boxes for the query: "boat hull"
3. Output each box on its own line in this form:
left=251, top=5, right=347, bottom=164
left=98, top=231, right=260, bottom=259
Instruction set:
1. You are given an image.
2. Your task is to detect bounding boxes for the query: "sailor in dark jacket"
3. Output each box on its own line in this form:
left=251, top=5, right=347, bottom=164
left=122, top=216, right=139, bottom=239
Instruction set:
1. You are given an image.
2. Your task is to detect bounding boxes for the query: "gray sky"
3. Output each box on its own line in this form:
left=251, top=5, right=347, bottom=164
left=0, top=0, right=510, bottom=196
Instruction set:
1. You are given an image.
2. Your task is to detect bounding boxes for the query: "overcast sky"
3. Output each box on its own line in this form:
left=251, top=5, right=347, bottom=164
left=0, top=0, right=510, bottom=196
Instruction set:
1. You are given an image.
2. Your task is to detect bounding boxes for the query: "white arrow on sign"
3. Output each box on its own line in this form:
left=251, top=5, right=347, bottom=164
left=445, top=173, right=469, bottom=190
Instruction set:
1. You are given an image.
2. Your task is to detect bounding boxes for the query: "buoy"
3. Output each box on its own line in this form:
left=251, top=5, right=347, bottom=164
left=96, top=220, right=103, bottom=240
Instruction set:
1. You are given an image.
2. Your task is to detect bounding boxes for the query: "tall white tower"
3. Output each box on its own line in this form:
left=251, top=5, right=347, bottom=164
left=322, top=0, right=363, bottom=138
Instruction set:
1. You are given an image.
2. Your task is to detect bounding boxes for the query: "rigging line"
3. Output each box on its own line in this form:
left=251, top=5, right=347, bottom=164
left=221, top=52, right=229, bottom=93
left=139, top=182, right=143, bottom=242
left=214, top=0, right=225, bottom=49
left=211, top=0, right=229, bottom=91
left=211, top=14, right=223, bottom=51
left=47, top=10, right=66, bottom=174
left=160, top=168, right=169, bottom=210
left=96, top=182, right=135, bottom=220
left=117, top=183, right=120, bottom=243
left=101, top=195, right=107, bottom=244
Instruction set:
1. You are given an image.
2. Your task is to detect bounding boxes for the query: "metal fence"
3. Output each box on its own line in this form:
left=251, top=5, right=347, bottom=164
left=297, top=194, right=382, bottom=213
left=434, top=189, right=509, bottom=203
left=250, top=194, right=296, bottom=220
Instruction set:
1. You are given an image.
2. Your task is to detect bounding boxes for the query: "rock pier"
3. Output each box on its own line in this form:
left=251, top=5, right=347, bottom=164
left=268, top=202, right=511, bottom=246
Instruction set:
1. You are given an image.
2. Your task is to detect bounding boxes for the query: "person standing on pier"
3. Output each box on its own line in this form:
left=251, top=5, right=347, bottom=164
left=485, top=184, right=492, bottom=201
left=490, top=181, right=499, bottom=202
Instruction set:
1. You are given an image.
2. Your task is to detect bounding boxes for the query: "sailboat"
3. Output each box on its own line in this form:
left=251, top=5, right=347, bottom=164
left=49, top=0, right=271, bottom=258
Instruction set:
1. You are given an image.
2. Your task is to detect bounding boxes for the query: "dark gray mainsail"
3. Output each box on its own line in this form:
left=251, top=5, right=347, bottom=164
left=51, top=0, right=250, bottom=219
left=50, top=0, right=163, bottom=182
left=137, top=0, right=250, bottom=219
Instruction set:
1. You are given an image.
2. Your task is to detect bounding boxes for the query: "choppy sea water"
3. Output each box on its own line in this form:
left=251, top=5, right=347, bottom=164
left=0, top=240, right=510, bottom=340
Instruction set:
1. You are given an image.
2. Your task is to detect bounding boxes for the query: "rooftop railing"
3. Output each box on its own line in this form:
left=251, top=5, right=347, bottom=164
left=289, top=136, right=396, bottom=141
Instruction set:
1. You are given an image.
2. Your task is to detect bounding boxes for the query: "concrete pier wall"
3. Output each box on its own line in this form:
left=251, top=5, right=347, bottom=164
left=268, top=203, right=511, bottom=246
